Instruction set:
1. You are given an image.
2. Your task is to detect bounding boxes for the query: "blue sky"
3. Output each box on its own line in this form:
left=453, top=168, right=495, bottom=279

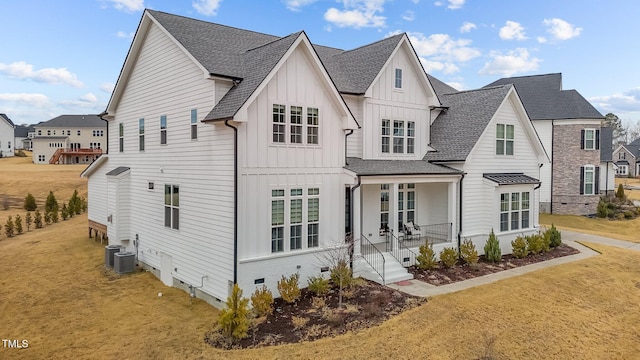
left=1, top=0, right=639, bottom=127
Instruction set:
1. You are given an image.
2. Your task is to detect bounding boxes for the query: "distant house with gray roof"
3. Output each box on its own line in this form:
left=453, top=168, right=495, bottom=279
left=0, top=113, right=16, bottom=157
left=32, top=114, right=105, bottom=164
left=613, top=138, right=640, bottom=177
left=485, top=73, right=613, bottom=215
left=82, top=10, right=548, bottom=306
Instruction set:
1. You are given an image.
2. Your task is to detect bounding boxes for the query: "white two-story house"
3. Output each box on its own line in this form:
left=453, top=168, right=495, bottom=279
left=0, top=113, right=16, bottom=158
left=83, top=10, right=547, bottom=306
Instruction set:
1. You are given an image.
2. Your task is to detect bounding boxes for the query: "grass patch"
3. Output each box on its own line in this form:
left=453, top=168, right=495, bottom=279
left=540, top=213, right=640, bottom=243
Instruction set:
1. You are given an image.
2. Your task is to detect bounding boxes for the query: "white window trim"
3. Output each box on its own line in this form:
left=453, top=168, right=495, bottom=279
left=164, top=184, right=179, bottom=230
left=496, top=123, right=514, bottom=156
left=394, top=68, right=403, bottom=89
left=382, top=119, right=415, bottom=155
left=380, top=184, right=389, bottom=232
left=271, top=104, right=321, bottom=146
left=138, top=118, right=145, bottom=152
left=583, top=128, right=596, bottom=150
left=160, top=115, right=167, bottom=145
left=616, top=165, right=628, bottom=176
left=583, top=165, right=596, bottom=195
left=499, top=190, right=531, bottom=233
left=190, top=109, right=198, bottom=140
left=271, top=187, right=320, bottom=253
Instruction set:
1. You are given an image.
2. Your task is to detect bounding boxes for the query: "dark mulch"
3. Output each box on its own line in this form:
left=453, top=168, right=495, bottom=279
left=204, top=280, right=425, bottom=349
left=408, top=244, right=580, bottom=286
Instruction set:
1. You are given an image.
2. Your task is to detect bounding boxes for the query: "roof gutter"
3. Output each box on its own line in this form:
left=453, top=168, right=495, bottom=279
left=224, top=120, right=239, bottom=285
left=98, top=111, right=109, bottom=155
left=345, top=130, right=353, bottom=165
left=349, top=175, right=361, bottom=271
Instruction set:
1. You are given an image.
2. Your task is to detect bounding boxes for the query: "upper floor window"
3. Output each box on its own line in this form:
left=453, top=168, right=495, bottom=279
left=619, top=152, right=626, bottom=160
left=307, top=108, right=319, bottom=144
left=118, top=123, right=124, bottom=153
left=77, top=130, right=81, bottom=136
left=160, top=115, right=167, bottom=145
left=190, top=109, right=198, bottom=140
left=164, top=184, right=179, bottom=230
left=496, top=124, right=514, bottom=155
left=38, top=130, right=42, bottom=136
left=394, top=68, right=403, bottom=89
left=580, top=165, right=599, bottom=195
left=47, top=130, right=51, bottom=135
left=382, top=120, right=415, bottom=154
left=381, top=119, right=390, bottom=153
left=67, top=130, right=71, bottom=135
left=92, top=130, right=104, bottom=137
left=139, top=118, right=145, bottom=151
left=273, top=104, right=286, bottom=143
left=290, top=106, right=303, bottom=144
left=581, top=129, right=599, bottom=150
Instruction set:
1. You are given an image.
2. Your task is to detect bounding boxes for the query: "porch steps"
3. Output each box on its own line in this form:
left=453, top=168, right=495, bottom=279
left=354, top=252, right=413, bottom=285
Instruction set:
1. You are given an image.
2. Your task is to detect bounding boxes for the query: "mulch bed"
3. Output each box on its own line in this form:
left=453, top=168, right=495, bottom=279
left=408, top=244, right=580, bottom=286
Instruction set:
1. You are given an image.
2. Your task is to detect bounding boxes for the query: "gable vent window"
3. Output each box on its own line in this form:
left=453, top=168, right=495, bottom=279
left=496, top=124, right=514, bottom=155
left=394, top=68, right=403, bottom=89
left=581, top=129, right=599, bottom=150
left=160, top=115, right=167, bottom=145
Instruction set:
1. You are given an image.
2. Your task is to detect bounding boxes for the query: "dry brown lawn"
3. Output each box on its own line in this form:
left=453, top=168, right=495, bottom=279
left=2, top=156, right=640, bottom=359
left=540, top=213, right=640, bottom=243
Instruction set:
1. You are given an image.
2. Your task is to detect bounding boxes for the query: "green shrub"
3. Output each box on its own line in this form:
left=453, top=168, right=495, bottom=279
left=51, top=210, right=59, bottom=223
left=526, top=234, right=545, bottom=255
left=416, top=242, right=438, bottom=269
left=4, top=216, right=14, bottom=238
left=511, top=236, right=529, bottom=258
left=439, top=247, right=458, bottom=268
left=218, top=283, right=250, bottom=340
left=624, top=210, right=635, bottom=219
left=45, top=191, right=59, bottom=214
left=61, top=204, right=69, bottom=220
left=596, top=198, right=610, bottom=218
left=15, top=149, right=27, bottom=157
left=250, top=285, right=274, bottom=317
left=44, top=212, right=52, bottom=225
left=546, top=224, right=562, bottom=247
left=34, top=210, right=43, bottom=229
left=14, top=214, right=23, bottom=235
left=540, top=232, right=551, bottom=252
left=69, top=190, right=82, bottom=215
left=277, top=273, right=301, bottom=303
left=484, top=230, right=501, bottom=262
left=460, top=238, right=479, bottom=265
left=25, top=212, right=32, bottom=231
left=24, top=193, right=37, bottom=211
left=330, top=259, right=353, bottom=289
left=307, top=276, right=330, bottom=296
left=616, top=183, right=625, bottom=200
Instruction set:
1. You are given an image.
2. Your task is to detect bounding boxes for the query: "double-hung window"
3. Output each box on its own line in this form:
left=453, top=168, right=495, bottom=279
left=290, top=106, right=303, bottom=144
left=580, top=165, right=598, bottom=195
left=394, top=68, right=403, bottom=89
left=393, top=121, right=404, bottom=153
left=308, top=188, right=319, bottom=248
left=496, top=124, right=514, bottom=155
left=581, top=129, right=599, bottom=150
left=271, top=190, right=285, bottom=252
left=190, top=109, right=198, bottom=140
left=164, top=185, right=179, bottom=230
left=138, top=118, right=145, bottom=151
left=499, top=191, right=531, bottom=232
left=290, top=188, right=303, bottom=250
left=380, top=184, right=390, bottom=230
left=307, top=108, right=319, bottom=144
left=118, top=123, right=124, bottom=153
left=160, top=115, right=167, bottom=145
left=381, top=120, right=390, bottom=153
left=407, top=122, right=415, bottom=154
left=272, top=105, right=286, bottom=143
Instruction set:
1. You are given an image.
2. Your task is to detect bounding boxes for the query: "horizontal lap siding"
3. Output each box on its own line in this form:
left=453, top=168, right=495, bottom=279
left=105, top=22, right=234, bottom=301
left=87, top=161, right=109, bottom=226
left=532, top=120, right=552, bottom=205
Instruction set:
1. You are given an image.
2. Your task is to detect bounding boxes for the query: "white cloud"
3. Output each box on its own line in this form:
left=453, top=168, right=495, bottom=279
left=324, top=0, right=386, bottom=29
left=479, top=48, right=541, bottom=77
left=459, top=22, right=476, bottom=33
left=100, top=83, right=115, bottom=94
left=406, top=32, right=481, bottom=63
left=403, top=10, right=415, bottom=21
left=0, top=61, right=83, bottom=88
left=543, top=18, right=582, bottom=41
left=193, top=0, right=222, bottom=16
left=499, top=21, right=527, bottom=41
left=117, top=31, right=135, bottom=39
left=0, top=93, right=50, bottom=107
left=59, top=93, right=103, bottom=109
left=589, top=88, right=640, bottom=113
left=447, top=0, right=465, bottom=9
left=420, top=59, right=459, bottom=74
left=537, top=36, right=547, bottom=43
left=108, top=0, right=144, bottom=12
left=434, top=1, right=443, bottom=5
left=284, top=0, right=317, bottom=11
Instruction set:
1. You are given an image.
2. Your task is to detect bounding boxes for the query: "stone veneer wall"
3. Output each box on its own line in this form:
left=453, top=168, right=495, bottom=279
left=552, top=124, right=601, bottom=215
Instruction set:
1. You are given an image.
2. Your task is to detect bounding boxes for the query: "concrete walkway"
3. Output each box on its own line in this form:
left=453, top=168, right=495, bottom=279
left=387, top=232, right=640, bottom=297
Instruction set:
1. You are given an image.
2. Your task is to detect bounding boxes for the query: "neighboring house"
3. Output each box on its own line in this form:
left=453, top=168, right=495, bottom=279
left=32, top=115, right=105, bottom=164
left=14, top=124, right=35, bottom=150
left=82, top=10, right=547, bottom=306
left=613, top=139, right=640, bottom=177
left=0, top=113, right=16, bottom=157
left=485, top=74, right=613, bottom=215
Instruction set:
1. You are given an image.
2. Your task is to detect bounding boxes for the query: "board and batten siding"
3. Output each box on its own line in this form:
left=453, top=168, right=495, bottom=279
left=101, top=21, right=235, bottom=302
left=344, top=95, right=363, bottom=158
left=235, top=42, right=350, bottom=295
left=461, top=95, right=542, bottom=246
left=361, top=44, right=435, bottom=160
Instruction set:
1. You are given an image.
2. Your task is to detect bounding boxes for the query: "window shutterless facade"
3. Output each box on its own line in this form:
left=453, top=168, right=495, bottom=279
left=307, top=108, right=319, bottom=144
left=138, top=118, right=145, bottom=151
left=380, top=184, right=389, bottom=230
left=308, top=188, right=319, bottom=248
left=381, top=119, right=390, bottom=153
left=164, top=185, right=179, bottom=230
left=118, top=123, right=124, bottom=152
left=272, top=187, right=320, bottom=253
left=272, top=104, right=286, bottom=143
left=394, top=68, right=402, bottom=89
left=271, top=190, right=285, bottom=252
left=190, top=109, right=198, bottom=140
left=499, top=191, right=531, bottom=232
left=290, top=106, right=303, bottom=144
left=290, top=188, right=303, bottom=250
left=160, top=115, right=167, bottom=145
left=496, top=124, right=514, bottom=155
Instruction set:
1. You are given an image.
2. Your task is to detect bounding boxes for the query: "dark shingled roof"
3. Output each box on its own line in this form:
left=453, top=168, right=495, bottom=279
left=1, top=114, right=15, bottom=127
left=424, top=85, right=512, bottom=162
left=37, top=114, right=105, bottom=128
left=483, top=173, right=540, bottom=185
left=621, top=144, right=640, bottom=159
left=345, top=157, right=461, bottom=176
left=600, top=127, right=613, bottom=162
left=14, top=125, right=32, bottom=137
left=146, top=10, right=407, bottom=121
left=484, top=73, right=603, bottom=120
left=106, top=167, right=130, bottom=176
left=427, top=74, right=458, bottom=98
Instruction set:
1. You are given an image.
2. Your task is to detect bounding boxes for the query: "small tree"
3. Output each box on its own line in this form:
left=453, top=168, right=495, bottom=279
left=218, top=283, right=250, bottom=340
left=546, top=224, right=562, bottom=247
left=25, top=212, right=32, bottom=231
left=61, top=204, right=69, bottom=220
left=439, top=247, right=458, bottom=268
left=484, top=230, right=501, bottom=263
left=277, top=273, right=301, bottom=303
left=51, top=210, right=59, bottom=223
left=80, top=197, right=88, bottom=213
left=5, top=216, right=15, bottom=237
left=460, top=238, right=479, bottom=266
left=250, top=285, right=274, bottom=317
left=616, top=183, right=625, bottom=200
left=44, top=211, right=52, bottom=225
left=45, top=191, right=59, bottom=214
left=14, top=214, right=23, bottom=235
left=416, top=242, right=438, bottom=270
left=69, top=190, right=82, bottom=215
left=34, top=209, right=43, bottom=229
left=307, top=276, right=330, bottom=296
left=24, top=193, right=37, bottom=211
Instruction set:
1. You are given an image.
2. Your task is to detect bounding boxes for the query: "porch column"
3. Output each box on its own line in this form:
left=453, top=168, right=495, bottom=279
left=391, top=182, right=399, bottom=251
left=353, top=185, right=362, bottom=256
left=448, top=181, right=457, bottom=244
